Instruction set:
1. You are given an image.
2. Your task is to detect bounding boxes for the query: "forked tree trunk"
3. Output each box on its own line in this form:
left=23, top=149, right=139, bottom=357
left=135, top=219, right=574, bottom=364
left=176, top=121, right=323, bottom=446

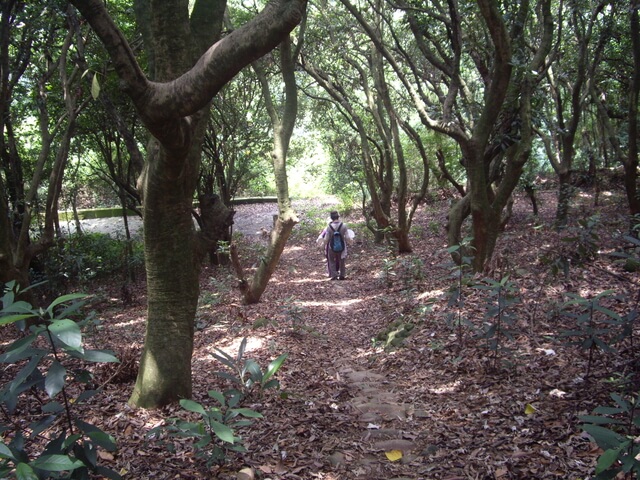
left=70, top=0, right=306, bottom=407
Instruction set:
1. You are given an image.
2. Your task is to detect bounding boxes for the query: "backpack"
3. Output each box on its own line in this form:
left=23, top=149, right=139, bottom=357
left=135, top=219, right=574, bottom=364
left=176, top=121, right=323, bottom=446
left=329, top=223, right=345, bottom=253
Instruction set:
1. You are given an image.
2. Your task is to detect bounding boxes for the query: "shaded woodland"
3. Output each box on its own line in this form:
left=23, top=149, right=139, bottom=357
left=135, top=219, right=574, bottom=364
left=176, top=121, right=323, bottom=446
left=1, top=0, right=640, bottom=478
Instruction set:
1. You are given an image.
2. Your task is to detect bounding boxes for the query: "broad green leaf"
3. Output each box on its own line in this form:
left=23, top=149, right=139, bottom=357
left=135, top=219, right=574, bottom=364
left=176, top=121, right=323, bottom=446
left=211, top=351, right=237, bottom=370
left=1, top=300, right=34, bottom=314
left=46, top=294, right=86, bottom=317
left=264, top=353, right=288, bottom=384
left=210, top=420, right=235, bottom=443
left=582, top=424, right=626, bottom=451
left=207, top=390, right=226, bottom=406
left=233, top=408, right=263, bottom=419
left=244, top=360, right=262, bottom=383
left=595, top=447, right=622, bottom=474
left=87, top=430, right=117, bottom=451
left=580, top=415, right=624, bottom=425
left=72, top=349, right=119, bottom=363
left=179, top=399, right=207, bottom=415
left=610, top=394, right=631, bottom=413
left=30, top=454, right=84, bottom=471
left=10, top=354, right=44, bottom=393
left=593, top=304, right=622, bottom=321
left=237, top=337, right=247, bottom=362
left=0, top=442, right=15, bottom=461
left=45, top=361, right=66, bottom=398
left=91, top=74, right=100, bottom=99
left=0, top=334, right=38, bottom=361
left=15, top=463, right=38, bottom=480
left=594, top=290, right=616, bottom=300
left=194, top=433, right=212, bottom=449
left=48, top=319, right=82, bottom=351
left=0, top=313, right=36, bottom=326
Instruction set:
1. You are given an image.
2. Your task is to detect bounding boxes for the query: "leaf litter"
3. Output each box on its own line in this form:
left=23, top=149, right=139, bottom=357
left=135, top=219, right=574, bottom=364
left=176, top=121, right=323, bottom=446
left=2, top=189, right=639, bottom=479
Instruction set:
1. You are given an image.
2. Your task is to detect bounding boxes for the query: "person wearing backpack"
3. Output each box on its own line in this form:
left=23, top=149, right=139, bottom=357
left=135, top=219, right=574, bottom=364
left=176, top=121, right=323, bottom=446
left=319, top=211, right=350, bottom=280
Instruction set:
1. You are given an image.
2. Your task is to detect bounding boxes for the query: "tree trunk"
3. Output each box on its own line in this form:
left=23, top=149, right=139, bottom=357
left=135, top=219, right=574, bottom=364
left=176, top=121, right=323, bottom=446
left=555, top=170, right=573, bottom=229
left=244, top=36, right=300, bottom=304
left=129, top=140, right=202, bottom=407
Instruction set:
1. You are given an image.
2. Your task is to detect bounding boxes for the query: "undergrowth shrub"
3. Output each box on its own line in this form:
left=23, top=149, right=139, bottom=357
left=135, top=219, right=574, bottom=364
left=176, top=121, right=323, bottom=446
left=474, top=275, right=521, bottom=369
left=580, top=391, right=640, bottom=479
left=556, top=290, right=632, bottom=380
left=541, top=215, right=601, bottom=277
left=152, top=338, right=288, bottom=466
left=0, top=281, right=121, bottom=479
left=36, top=233, right=144, bottom=290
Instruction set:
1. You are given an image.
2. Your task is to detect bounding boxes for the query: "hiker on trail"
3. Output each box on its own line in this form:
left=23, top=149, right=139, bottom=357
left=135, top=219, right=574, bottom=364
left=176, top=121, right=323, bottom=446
left=316, top=211, right=353, bottom=280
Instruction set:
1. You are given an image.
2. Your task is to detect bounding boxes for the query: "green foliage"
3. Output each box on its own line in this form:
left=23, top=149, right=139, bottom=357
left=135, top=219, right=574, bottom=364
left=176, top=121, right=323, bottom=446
left=580, top=392, right=640, bottom=479
left=38, top=233, right=144, bottom=288
left=211, top=338, right=288, bottom=398
left=0, top=282, right=120, bottom=479
left=280, top=296, right=306, bottom=331
left=374, top=320, right=415, bottom=350
left=154, top=338, right=287, bottom=466
left=557, top=290, right=630, bottom=380
left=473, top=275, right=521, bottom=369
left=160, top=390, right=263, bottom=467
left=610, top=214, right=640, bottom=273
left=546, top=215, right=601, bottom=277
left=443, top=238, right=475, bottom=348
left=380, top=256, right=398, bottom=288
left=293, top=205, right=327, bottom=239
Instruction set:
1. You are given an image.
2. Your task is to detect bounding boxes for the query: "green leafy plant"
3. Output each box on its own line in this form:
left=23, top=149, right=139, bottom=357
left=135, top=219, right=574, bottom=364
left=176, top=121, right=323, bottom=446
left=280, top=295, right=306, bottom=331
left=474, top=275, right=521, bottom=369
left=374, top=320, right=415, bottom=350
left=162, top=390, right=263, bottom=466
left=610, top=215, right=640, bottom=273
left=580, top=391, right=640, bottom=479
left=154, top=338, right=288, bottom=466
left=37, top=233, right=144, bottom=293
left=547, top=215, right=601, bottom=277
left=558, top=290, right=627, bottom=380
left=211, top=338, right=288, bottom=398
left=444, top=238, right=475, bottom=348
left=0, top=281, right=120, bottom=479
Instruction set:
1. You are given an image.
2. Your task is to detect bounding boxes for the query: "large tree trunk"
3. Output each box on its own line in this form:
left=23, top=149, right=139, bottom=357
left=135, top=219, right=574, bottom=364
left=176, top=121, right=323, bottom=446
left=129, top=142, right=201, bottom=407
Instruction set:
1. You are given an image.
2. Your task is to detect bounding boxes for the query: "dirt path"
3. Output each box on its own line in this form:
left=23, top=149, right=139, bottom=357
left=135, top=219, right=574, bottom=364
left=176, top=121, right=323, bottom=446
left=73, top=192, right=628, bottom=479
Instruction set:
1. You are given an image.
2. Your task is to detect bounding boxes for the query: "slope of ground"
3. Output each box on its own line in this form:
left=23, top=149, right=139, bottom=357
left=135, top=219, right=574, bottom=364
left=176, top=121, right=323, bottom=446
left=3, top=189, right=639, bottom=479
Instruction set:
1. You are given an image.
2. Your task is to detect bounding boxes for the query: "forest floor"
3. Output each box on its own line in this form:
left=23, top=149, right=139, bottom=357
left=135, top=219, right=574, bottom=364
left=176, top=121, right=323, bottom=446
left=3, top=187, right=640, bottom=479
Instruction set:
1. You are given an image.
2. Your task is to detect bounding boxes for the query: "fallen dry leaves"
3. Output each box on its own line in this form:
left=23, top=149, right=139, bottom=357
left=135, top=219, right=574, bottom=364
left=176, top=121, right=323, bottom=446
left=2, top=189, right=639, bottom=479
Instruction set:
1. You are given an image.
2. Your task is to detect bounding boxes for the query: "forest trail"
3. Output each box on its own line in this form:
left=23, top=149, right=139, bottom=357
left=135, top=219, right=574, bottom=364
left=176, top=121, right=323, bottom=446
left=59, top=191, right=632, bottom=479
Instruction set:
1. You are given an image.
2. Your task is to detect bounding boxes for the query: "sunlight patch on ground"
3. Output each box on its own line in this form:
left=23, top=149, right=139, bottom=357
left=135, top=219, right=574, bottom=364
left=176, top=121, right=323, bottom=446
left=429, top=379, right=462, bottom=394
left=211, top=335, right=266, bottom=356
left=288, top=277, right=338, bottom=285
left=110, top=315, right=145, bottom=328
left=296, top=298, right=363, bottom=308
left=418, top=289, right=444, bottom=300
